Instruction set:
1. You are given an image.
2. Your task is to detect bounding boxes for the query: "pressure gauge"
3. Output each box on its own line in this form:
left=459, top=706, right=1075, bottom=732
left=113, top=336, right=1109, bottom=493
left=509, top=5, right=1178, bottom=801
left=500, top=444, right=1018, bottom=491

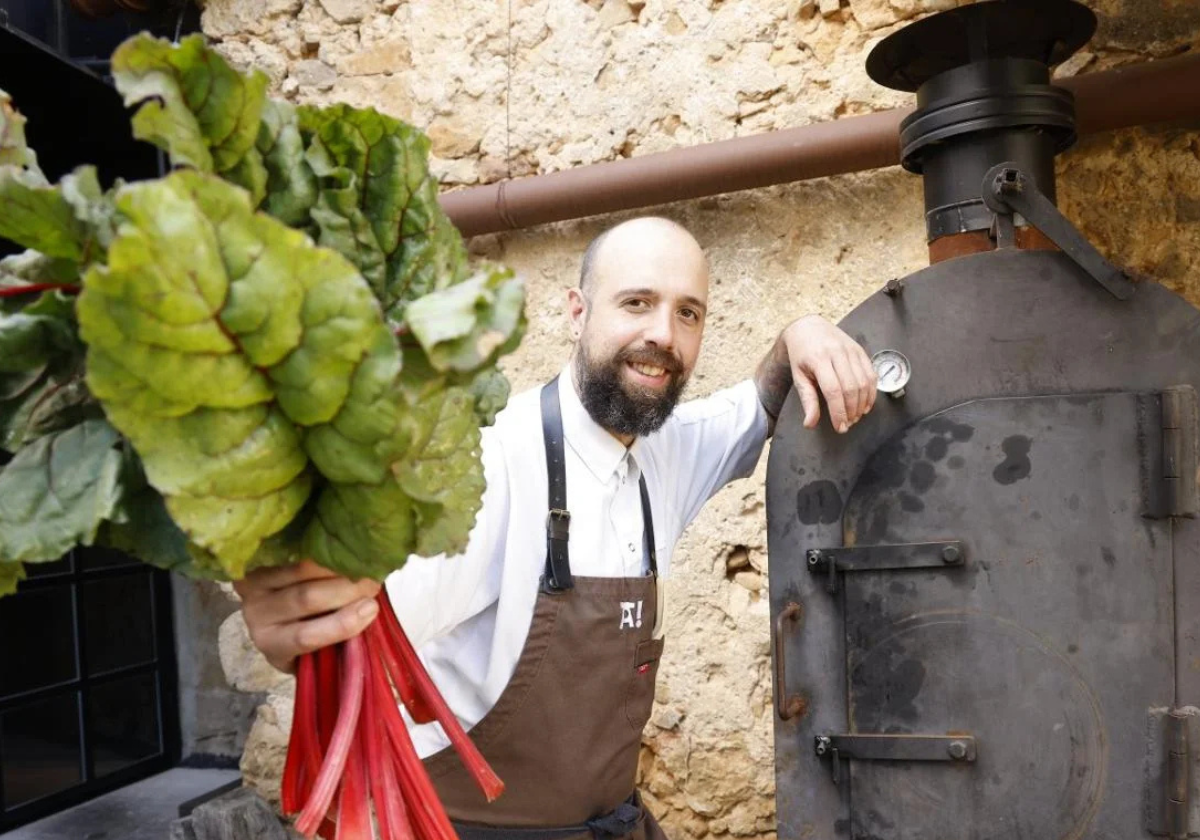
left=872, top=349, right=911, bottom=398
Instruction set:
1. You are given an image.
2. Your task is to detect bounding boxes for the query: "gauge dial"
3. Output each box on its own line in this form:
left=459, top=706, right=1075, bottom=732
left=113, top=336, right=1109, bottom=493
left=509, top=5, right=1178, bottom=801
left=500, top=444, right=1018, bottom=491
left=872, top=349, right=911, bottom=397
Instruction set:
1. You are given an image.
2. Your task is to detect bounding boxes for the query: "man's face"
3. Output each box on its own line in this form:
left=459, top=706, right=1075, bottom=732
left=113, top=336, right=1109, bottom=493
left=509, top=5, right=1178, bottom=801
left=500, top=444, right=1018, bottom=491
left=569, top=222, right=709, bottom=439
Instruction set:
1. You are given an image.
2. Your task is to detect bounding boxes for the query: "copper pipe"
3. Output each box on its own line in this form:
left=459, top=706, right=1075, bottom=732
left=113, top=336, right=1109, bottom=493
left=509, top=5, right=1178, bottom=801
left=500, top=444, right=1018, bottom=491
left=1063, top=51, right=1200, bottom=136
left=441, top=52, right=1200, bottom=238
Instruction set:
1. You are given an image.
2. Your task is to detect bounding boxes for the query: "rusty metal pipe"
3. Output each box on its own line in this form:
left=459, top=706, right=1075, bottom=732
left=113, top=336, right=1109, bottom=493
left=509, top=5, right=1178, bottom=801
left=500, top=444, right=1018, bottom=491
left=441, top=52, right=1200, bottom=237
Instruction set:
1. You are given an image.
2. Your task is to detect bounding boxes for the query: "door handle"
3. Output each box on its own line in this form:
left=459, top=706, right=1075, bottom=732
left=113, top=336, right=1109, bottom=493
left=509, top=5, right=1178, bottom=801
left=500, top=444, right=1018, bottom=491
left=774, top=601, right=806, bottom=720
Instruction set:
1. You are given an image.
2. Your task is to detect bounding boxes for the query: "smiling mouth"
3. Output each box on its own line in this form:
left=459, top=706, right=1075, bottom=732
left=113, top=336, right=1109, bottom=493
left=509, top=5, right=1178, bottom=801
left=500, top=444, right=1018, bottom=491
left=629, top=362, right=667, bottom=378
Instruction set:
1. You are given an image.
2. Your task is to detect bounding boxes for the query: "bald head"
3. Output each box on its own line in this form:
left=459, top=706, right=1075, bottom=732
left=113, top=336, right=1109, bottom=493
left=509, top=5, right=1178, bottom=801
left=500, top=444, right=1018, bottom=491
left=579, top=217, right=708, bottom=301
left=568, top=217, right=710, bottom=442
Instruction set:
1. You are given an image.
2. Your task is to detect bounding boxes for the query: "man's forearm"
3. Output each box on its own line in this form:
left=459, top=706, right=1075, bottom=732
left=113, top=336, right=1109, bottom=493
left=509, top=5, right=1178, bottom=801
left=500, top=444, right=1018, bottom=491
left=755, top=334, right=792, bottom=426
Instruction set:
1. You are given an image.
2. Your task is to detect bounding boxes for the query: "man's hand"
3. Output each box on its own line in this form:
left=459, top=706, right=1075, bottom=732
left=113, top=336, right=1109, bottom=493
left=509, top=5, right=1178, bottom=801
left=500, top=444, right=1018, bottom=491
left=233, top=560, right=382, bottom=674
left=756, top=314, right=877, bottom=434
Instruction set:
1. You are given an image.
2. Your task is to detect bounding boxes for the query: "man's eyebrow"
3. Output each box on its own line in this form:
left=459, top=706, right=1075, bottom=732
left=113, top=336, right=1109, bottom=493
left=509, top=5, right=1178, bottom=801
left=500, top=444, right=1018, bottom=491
left=612, top=288, right=708, bottom=313
left=612, top=287, right=661, bottom=301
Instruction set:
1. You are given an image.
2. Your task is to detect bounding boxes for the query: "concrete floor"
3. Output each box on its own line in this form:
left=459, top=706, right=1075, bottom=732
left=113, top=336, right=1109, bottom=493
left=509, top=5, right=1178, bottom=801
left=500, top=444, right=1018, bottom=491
left=6, top=768, right=241, bottom=840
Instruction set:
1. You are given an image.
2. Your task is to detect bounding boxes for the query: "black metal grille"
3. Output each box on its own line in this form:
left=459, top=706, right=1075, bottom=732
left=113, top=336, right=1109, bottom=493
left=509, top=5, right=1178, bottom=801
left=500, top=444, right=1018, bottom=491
left=0, top=547, right=180, bottom=831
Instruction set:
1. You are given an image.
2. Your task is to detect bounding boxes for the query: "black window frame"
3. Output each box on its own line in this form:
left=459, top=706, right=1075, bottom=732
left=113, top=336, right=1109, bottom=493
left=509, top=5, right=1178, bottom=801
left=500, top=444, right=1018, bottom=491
left=0, top=550, right=181, bottom=832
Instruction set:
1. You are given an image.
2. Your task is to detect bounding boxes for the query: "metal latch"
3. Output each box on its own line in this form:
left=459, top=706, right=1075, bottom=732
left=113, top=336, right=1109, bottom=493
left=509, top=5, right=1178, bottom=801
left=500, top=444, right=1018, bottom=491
left=814, top=734, right=977, bottom=785
left=981, top=163, right=1136, bottom=301
left=806, top=541, right=965, bottom=594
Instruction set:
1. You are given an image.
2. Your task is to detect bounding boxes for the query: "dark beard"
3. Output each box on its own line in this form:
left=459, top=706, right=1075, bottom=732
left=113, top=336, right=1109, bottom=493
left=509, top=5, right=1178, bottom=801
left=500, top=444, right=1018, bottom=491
left=574, top=344, right=688, bottom=438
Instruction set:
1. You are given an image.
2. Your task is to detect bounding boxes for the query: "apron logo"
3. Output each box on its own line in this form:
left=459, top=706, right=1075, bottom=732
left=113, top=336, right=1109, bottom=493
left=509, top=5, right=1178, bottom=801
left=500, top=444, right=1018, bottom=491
left=619, top=600, right=644, bottom=630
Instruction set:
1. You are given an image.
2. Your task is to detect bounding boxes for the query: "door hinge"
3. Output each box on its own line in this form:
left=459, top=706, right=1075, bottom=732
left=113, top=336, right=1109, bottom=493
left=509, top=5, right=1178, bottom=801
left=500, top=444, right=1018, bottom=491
left=1147, top=707, right=1198, bottom=837
left=1167, top=711, right=1192, bottom=839
left=1142, top=388, right=1199, bottom=519
left=806, top=541, right=965, bottom=594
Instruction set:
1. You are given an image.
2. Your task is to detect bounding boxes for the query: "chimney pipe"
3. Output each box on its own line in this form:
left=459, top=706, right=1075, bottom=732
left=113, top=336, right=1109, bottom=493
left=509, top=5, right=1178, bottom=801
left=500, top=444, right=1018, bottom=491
left=866, top=0, right=1098, bottom=255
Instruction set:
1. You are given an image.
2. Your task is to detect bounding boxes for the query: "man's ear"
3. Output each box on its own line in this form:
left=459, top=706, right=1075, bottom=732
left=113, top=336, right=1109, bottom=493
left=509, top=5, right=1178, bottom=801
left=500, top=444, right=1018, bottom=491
left=567, top=287, right=587, bottom=340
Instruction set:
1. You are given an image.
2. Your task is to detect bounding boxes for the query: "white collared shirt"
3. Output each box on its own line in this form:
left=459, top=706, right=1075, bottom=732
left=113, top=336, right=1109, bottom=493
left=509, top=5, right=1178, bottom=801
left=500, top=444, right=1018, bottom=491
left=387, top=367, right=769, bottom=756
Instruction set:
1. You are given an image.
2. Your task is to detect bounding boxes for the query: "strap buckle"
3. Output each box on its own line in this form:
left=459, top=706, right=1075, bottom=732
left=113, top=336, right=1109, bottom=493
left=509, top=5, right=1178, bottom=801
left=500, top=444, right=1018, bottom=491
left=587, top=798, right=641, bottom=839
left=546, top=508, right=571, bottom=541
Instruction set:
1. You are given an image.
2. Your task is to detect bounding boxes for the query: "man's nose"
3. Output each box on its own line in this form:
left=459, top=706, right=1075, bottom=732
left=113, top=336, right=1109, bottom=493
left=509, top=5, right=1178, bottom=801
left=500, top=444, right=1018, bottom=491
left=642, top=307, right=676, bottom=349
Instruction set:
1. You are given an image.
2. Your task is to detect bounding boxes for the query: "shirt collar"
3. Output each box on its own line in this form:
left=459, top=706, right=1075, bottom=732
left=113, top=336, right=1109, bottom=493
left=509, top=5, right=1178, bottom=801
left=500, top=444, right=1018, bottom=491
left=559, top=364, right=638, bottom=484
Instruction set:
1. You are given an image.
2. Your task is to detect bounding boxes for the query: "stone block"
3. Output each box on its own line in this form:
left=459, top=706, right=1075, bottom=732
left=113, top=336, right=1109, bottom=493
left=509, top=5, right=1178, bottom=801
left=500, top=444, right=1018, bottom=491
left=169, top=817, right=199, bottom=840
left=190, top=787, right=288, bottom=840
left=317, top=0, right=374, bottom=24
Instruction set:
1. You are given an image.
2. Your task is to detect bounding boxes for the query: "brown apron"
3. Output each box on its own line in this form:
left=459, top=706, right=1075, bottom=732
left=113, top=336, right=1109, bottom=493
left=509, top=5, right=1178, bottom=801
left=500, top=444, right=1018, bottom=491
left=423, top=379, right=669, bottom=840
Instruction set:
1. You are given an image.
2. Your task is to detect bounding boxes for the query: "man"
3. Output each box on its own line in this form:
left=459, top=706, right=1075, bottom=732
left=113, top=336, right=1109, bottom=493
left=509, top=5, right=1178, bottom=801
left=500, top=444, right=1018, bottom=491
left=236, top=217, right=875, bottom=838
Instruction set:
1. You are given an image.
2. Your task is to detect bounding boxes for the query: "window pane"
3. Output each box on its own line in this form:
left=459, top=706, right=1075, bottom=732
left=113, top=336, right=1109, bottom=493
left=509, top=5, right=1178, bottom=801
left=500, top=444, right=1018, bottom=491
left=89, top=674, right=161, bottom=779
left=1, top=693, right=82, bottom=809
left=80, top=573, right=154, bottom=676
left=0, top=1, right=57, bottom=49
left=0, top=587, right=77, bottom=698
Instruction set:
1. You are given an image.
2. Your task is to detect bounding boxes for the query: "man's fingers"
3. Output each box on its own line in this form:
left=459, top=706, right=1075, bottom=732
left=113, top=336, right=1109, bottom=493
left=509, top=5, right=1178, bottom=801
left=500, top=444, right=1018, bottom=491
left=293, top=597, right=380, bottom=657
left=260, top=597, right=380, bottom=674
left=843, top=347, right=875, bottom=423
left=833, top=352, right=863, bottom=425
left=794, top=373, right=822, bottom=429
left=251, top=575, right=381, bottom=627
left=855, top=349, right=878, bottom=415
left=235, top=559, right=341, bottom=597
left=814, top=358, right=850, bottom=433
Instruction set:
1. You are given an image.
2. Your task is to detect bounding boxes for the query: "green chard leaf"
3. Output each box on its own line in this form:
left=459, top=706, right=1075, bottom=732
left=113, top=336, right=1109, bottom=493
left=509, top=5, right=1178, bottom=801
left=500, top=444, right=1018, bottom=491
left=110, top=34, right=269, bottom=203
left=0, top=37, right=526, bottom=588
left=0, top=91, right=40, bottom=171
left=257, top=99, right=319, bottom=228
left=0, top=419, right=124, bottom=563
left=405, top=266, right=526, bottom=374
left=0, top=276, right=91, bottom=452
left=0, top=250, right=80, bottom=294
left=396, top=384, right=485, bottom=558
left=0, top=92, right=116, bottom=264
left=296, top=104, right=470, bottom=321
left=98, top=447, right=228, bottom=579
left=0, top=166, right=96, bottom=263
left=76, top=169, right=520, bottom=580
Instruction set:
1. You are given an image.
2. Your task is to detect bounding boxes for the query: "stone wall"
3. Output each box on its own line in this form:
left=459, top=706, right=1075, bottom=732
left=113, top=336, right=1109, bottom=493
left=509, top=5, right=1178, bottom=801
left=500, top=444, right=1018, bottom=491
left=201, top=0, right=1200, bottom=836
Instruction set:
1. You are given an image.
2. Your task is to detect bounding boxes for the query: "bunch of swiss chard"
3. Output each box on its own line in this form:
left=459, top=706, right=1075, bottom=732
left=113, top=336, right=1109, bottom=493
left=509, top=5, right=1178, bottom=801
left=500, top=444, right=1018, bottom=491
left=0, top=33, right=519, bottom=840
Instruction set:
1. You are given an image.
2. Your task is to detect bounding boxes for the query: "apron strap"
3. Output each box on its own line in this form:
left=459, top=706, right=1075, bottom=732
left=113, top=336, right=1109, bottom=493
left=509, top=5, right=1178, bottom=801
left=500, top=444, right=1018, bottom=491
left=541, top=377, right=573, bottom=591
left=637, top=474, right=657, bottom=577
left=540, top=376, right=660, bottom=590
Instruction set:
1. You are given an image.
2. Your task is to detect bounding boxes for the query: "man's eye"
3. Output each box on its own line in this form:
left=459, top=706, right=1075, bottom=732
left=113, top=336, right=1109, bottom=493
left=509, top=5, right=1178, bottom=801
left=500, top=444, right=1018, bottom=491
left=624, top=299, right=649, bottom=311
left=680, top=308, right=700, bottom=322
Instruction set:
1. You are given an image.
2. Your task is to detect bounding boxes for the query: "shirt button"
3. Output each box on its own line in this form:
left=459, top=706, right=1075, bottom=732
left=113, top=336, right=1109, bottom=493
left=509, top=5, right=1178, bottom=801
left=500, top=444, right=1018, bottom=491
left=628, top=543, right=635, bottom=552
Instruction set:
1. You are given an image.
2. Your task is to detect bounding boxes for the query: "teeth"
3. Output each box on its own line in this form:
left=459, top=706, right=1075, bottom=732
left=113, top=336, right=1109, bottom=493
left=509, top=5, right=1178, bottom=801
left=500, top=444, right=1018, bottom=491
left=632, top=363, right=665, bottom=377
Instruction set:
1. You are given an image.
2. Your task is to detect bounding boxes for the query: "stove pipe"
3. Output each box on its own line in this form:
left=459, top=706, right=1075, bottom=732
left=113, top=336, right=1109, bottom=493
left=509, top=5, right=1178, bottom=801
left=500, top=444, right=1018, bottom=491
left=866, top=0, right=1100, bottom=261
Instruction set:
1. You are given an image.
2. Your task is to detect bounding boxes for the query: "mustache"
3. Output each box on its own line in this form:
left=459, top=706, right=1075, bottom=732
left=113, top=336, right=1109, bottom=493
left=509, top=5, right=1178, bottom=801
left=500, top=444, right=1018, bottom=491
left=615, top=346, right=683, bottom=374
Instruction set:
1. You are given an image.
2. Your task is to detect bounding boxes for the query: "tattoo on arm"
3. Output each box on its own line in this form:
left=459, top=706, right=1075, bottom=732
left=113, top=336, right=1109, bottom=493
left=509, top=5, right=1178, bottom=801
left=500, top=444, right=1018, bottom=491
left=755, top=335, right=792, bottom=422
